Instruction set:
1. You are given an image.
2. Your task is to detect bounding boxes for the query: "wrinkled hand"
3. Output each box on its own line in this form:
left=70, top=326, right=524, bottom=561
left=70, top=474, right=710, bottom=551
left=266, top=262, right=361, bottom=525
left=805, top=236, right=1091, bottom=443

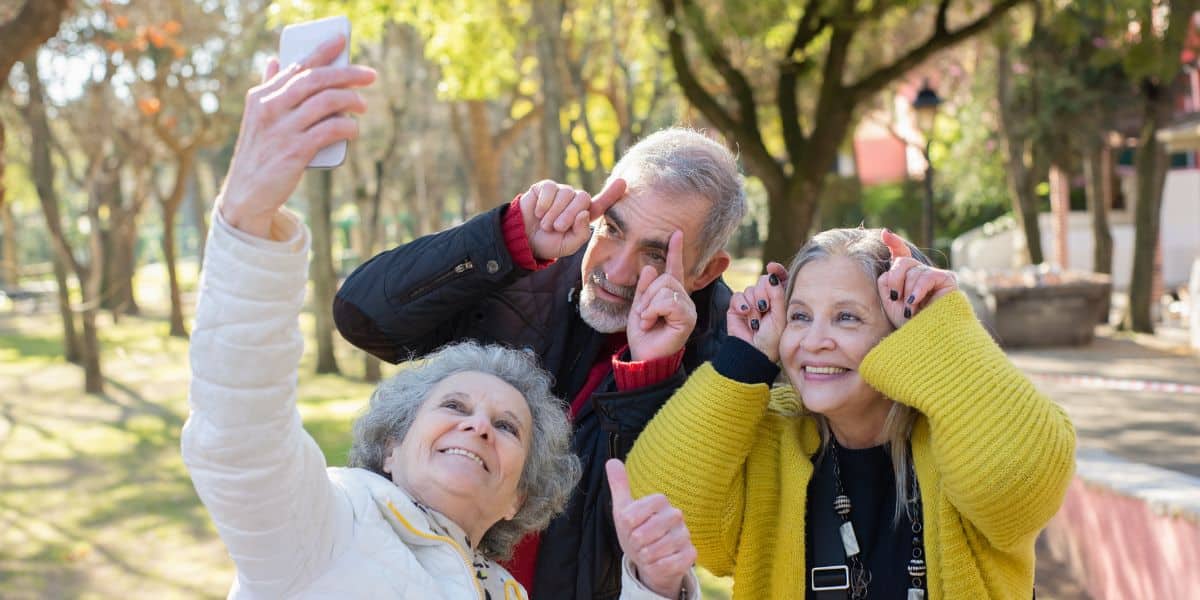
left=519, top=178, right=626, bottom=261
left=627, top=231, right=696, bottom=361
left=877, top=229, right=959, bottom=328
left=218, top=36, right=376, bottom=238
left=607, top=459, right=696, bottom=599
left=727, top=262, right=789, bottom=362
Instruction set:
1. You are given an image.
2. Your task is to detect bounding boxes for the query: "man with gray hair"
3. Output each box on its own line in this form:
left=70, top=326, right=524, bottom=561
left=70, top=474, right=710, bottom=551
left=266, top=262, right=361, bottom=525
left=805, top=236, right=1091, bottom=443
left=334, top=127, right=745, bottom=599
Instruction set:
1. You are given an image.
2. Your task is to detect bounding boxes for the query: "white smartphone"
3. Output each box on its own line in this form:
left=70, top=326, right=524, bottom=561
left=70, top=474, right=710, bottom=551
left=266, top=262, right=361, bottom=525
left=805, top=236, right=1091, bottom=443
left=279, top=15, right=351, bottom=169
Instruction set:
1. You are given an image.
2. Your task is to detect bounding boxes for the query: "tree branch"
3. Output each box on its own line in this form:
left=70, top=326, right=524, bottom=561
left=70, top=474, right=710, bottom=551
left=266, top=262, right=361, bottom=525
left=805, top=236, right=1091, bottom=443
left=0, top=0, right=72, bottom=83
left=779, top=0, right=830, bottom=166
left=807, top=27, right=855, bottom=168
left=846, top=0, right=1025, bottom=102
left=675, top=0, right=761, bottom=135
left=935, top=0, right=951, bottom=37
left=787, top=0, right=829, bottom=58
left=658, top=0, right=779, bottom=183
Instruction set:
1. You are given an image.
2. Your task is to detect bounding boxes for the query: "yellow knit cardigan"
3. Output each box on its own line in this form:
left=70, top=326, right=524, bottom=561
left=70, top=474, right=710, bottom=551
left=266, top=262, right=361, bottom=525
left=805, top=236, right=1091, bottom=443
left=626, top=292, right=1076, bottom=599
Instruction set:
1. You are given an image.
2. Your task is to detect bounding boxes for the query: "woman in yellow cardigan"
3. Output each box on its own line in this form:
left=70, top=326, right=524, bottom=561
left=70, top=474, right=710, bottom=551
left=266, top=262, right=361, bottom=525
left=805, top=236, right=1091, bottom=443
left=626, top=228, right=1075, bottom=599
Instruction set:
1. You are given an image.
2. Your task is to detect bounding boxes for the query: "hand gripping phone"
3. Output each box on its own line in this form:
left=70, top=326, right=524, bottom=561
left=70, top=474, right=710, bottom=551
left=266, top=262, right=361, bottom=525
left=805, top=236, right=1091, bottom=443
left=278, top=15, right=351, bottom=169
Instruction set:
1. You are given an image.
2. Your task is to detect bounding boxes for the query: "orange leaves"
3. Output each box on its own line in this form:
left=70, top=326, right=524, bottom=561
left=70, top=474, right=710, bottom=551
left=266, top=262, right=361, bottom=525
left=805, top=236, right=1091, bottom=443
left=142, top=25, right=166, bottom=49
left=107, top=17, right=185, bottom=57
left=137, top=97, right=162, bottom=117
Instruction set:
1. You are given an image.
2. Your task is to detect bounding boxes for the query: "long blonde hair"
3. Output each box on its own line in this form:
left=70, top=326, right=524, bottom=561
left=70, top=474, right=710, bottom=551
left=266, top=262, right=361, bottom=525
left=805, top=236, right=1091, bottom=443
left=783, top=228, right=932, bottom=521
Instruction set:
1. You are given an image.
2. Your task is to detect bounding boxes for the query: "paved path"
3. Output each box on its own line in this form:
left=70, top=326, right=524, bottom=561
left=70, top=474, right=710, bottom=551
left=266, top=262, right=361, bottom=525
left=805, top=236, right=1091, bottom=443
left=1009, top=329, right=1199, bottom=599
left=1008, top=332, right=1200, bottom=478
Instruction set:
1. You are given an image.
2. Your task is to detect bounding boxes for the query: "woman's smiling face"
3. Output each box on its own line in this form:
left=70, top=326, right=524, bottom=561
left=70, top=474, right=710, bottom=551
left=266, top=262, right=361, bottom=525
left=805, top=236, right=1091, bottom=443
left=384, top=371, right=532, bottom=526
left=778, top=255, right=895, bottom=421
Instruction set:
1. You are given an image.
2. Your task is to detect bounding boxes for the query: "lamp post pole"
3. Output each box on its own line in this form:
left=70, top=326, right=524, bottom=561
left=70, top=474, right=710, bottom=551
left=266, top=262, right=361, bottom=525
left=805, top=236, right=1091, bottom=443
left=911, top=79, right=941, bottom=251
left=922, top=140, right=934, bottom=250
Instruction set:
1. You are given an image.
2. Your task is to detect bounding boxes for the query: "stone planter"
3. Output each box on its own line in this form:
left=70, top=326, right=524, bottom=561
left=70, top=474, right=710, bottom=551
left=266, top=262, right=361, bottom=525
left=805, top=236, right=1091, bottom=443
left=962, top=274, right=1112, bottom=347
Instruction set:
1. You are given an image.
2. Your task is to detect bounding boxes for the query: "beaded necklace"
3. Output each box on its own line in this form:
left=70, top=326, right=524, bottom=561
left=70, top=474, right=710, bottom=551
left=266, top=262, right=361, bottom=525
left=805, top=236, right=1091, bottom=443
left=827, top=438, right=927, bottom=599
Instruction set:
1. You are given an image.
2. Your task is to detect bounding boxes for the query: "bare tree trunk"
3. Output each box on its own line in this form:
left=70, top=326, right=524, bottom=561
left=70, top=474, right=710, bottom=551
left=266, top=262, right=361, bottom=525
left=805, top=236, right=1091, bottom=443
left=533, top=0, right=567, bottom=182
left=160, top=150, right=195, bottom=338
left=467, top=101, right=504, bottom=212
left=0, top=119, right=6, bottom=262
left=996, top=42, right=1044, bottom=265
left=97, top=164, right=140, bottom=319
left=0, top=199, right=17, bottom=286
left=1083, top=140, right=1114, bottom=324
left=1049, top=163, right=1070, bottom=269
left=363, top=161, right=386, bottom=383
left=23, top=56, right=103, bottom=393
left=0, top=1, right=73, bottom=226
left=1083, top=140, right=1114, bottom=276
left=310, top=169, right=341, bottom=375
left=50, top=249, right=81, bottom=363
left=80, top=197, right=106, bottom=395
left=1123, top=87, right=1171, bottom=333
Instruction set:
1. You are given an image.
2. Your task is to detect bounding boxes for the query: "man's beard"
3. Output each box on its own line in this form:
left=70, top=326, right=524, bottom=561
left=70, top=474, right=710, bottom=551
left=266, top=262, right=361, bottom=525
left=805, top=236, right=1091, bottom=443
left=578, top=268, right=636, bottom=333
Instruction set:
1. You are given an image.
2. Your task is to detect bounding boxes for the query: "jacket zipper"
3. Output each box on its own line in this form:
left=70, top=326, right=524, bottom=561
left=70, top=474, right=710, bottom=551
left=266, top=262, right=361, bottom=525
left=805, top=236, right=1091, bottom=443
left=406, top=258, right=475, bottom=301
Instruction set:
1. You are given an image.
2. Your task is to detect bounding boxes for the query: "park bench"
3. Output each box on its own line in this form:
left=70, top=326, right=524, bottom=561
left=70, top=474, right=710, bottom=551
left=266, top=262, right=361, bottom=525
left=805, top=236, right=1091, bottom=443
left=0, top=286, right=56, bottom=313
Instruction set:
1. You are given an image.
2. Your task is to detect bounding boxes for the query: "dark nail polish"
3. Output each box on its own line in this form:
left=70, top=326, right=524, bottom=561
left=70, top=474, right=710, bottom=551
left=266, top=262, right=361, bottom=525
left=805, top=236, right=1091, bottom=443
left=889, top=290, right=898, bottom=301
left=903, top=307, right=912, bottom=319
left=757, top=300, right=768, bottom=312
left=741, top=304, right=749, bottom=311
left=750, top=319, right=760, bottom=331
left=906, top=294, right=915, bottom=305
left=769, top=274, right=780, bottom=286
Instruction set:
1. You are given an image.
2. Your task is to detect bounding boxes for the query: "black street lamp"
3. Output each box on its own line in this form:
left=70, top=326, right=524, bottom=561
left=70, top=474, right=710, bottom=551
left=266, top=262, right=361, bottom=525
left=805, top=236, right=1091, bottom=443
left=911, top=79, right=941, bottom=250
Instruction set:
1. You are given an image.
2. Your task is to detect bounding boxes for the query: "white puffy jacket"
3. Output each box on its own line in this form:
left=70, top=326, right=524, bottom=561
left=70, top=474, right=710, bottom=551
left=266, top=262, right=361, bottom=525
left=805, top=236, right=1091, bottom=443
left=182, top=210, right=696, bottom=600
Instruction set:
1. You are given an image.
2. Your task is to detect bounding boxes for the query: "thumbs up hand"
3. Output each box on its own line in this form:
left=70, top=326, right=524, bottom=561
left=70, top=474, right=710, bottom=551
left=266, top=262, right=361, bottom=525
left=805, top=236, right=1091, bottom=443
left=607, top=459, right=697, bottom=598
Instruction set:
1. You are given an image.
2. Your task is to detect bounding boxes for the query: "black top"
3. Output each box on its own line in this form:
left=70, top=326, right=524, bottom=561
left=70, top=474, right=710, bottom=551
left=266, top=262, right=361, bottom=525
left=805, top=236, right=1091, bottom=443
left=806, top=443, right=915, bottom=599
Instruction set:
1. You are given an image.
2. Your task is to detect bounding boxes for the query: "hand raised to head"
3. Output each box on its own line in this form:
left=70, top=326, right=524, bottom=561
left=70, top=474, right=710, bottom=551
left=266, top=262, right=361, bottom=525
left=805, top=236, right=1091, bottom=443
left=607, top=459, right=696, bottom=599
left=219, top=36, right=376, bottom=239
left=726, top=261, right=789, bottom=362
left=519, top=178, right=626, bottom=261
left=626, top=230, right=698, bottom=361
left=876, top=229, right=958, bottom=328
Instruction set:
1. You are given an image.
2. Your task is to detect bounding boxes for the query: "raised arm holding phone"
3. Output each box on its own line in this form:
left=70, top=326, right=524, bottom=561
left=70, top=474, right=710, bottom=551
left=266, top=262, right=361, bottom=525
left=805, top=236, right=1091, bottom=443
left=216, top=34, right=371, bottom=238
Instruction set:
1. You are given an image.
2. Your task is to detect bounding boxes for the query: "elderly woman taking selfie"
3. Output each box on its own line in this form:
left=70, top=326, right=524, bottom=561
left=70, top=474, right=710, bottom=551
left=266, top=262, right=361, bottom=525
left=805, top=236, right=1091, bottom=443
left=182, top=35, right=698, bottom=599
left=626, top=228, right=1076, bottom=599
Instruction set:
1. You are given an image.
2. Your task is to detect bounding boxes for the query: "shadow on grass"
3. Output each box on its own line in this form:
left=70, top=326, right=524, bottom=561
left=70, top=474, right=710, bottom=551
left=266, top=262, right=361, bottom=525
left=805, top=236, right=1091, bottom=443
left=0, top=332, right=66, bottom=360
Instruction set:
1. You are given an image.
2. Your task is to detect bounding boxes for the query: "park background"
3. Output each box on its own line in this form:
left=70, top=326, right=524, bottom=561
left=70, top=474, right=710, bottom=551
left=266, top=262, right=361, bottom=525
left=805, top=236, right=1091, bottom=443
left=1, top=1, right=1198, bottom=598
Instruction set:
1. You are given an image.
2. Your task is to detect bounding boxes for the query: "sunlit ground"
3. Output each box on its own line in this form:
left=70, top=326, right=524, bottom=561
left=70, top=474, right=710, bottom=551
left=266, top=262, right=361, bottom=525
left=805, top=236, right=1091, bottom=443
left=0, top=258, right=759, bottom=598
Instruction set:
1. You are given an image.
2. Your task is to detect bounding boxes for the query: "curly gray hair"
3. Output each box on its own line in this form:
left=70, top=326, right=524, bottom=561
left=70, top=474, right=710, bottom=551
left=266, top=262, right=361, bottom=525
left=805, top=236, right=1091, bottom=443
left=608, top=127, right=746, bottom=269
left=348, top=341, right=581, bottom=560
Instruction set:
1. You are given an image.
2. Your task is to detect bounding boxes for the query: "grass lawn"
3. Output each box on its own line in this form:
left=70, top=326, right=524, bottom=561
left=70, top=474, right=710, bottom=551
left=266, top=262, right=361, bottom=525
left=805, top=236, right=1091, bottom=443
left=0, top=259, right=762, bottom=599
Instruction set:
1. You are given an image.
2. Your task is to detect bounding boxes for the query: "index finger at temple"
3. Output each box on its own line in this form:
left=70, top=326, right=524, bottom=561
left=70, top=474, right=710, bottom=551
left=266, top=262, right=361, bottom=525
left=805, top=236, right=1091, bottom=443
left=882, top=228, right=913, bottom=260
left=665, top=230, right=685, bottom=282
left=589, top=177, right=627, bottom=219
